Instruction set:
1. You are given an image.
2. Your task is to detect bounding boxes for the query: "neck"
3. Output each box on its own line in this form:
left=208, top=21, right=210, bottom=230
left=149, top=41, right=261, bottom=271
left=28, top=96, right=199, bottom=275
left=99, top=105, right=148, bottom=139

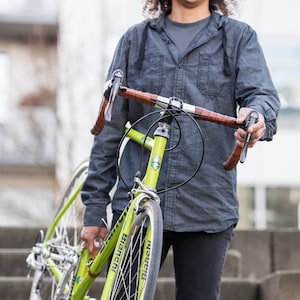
left=169, top=1, right=211, bottom=23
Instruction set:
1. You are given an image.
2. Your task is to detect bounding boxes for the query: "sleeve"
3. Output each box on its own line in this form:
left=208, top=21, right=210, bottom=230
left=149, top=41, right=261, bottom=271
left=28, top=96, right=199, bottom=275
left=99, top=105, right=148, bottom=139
left=234, top=25, right=281, bottom=141
left=81, top=33, right=131, bottom=226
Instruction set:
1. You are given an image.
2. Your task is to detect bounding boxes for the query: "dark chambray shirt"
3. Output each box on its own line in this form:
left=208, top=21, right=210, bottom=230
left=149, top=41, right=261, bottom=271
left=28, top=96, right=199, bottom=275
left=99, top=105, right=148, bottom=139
left=81, top=11, right=280, bottom=232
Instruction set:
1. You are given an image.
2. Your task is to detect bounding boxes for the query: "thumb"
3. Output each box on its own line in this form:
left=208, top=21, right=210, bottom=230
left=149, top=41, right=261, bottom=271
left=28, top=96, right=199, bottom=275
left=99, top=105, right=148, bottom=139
left=86, top=239, right=95, bottom=254
left=81, top=226, right=100, bottom=254
left=237, top=107, right=253, bottom=124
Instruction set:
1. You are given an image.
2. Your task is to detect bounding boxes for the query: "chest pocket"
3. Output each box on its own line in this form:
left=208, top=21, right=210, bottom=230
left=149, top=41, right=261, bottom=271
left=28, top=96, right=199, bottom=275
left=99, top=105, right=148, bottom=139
left=129, top=54, right=164, bottom=95
left=197, top=54, right=233, bottom=97
left=146, top=54, right=164, bottom=94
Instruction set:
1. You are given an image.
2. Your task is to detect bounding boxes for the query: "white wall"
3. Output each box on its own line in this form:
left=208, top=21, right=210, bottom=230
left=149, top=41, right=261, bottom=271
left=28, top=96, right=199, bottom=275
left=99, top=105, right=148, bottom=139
left=237, top=128, right=300, bottom=186
left=239, top=0, right=300, bottom=38
left=238, top=1, right=300, bottom=188
left=56, top=0, right=143, bottom=189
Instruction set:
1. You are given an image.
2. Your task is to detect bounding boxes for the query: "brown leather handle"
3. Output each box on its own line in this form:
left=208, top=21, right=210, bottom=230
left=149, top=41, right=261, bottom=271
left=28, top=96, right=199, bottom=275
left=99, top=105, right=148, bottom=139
left=194, top=106, right=237, bottom=129
left=118, top=87, right=242, bottom=169
left=91, top=88, right=157, bottom=135
left=91, top=86, right=244, bottom=170
left=223, top=143, right=243, bottom=170
left=90, top=98, right=109, bottom=135
left=118, top=87, right=157, bottom=107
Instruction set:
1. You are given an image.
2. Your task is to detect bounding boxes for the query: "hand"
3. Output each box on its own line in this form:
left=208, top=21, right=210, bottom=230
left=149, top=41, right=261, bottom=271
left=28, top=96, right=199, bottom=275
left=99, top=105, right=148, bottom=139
left=81, top=226, right=108, bottom=254
left=235, top=107, right=266, bottom=148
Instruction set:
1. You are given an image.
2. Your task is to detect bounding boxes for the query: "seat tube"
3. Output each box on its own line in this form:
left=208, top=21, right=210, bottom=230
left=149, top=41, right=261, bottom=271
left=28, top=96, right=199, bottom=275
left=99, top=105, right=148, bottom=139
left=143, top=122, right=169, bottom=189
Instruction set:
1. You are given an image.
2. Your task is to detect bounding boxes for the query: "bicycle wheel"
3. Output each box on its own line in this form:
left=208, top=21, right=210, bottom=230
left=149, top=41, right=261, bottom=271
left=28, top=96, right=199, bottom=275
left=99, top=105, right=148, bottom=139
left=28, top=160, right=89, bottom=300
left=108, top=199, right=163, bottom=300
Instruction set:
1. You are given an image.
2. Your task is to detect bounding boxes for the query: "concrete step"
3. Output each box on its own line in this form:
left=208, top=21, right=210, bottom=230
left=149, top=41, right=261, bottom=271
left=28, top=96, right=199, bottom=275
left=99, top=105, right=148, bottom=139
left=3, top=227, right=300, bottom=277
left=0, top=249, right=30, bottom=276
left=220, top=278, right=258, bottom=300
left=259, top=270, right=300, bottom=300
left=0, top=277, right=32, bottom=300
left=0, top=247, right=241, bottom=279
left=2, top=227, right=300, bottom=299
left=155, top=277, right=259, bottom=300
left=0, top=276, right=260, bottom=300
left=0, top=227, right=46, bottom=249
left=6, top=261, right=300, bottom=300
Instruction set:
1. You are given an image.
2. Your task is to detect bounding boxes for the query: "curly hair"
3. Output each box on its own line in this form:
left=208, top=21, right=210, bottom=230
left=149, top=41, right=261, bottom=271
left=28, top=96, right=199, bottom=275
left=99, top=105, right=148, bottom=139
left=143, top=0, right=239, bottom=18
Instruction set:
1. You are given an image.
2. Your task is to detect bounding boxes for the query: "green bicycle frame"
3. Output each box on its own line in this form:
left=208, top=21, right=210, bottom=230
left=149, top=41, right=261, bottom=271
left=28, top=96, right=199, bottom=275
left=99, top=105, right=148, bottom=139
left=68, top=122, right=169, bottom=300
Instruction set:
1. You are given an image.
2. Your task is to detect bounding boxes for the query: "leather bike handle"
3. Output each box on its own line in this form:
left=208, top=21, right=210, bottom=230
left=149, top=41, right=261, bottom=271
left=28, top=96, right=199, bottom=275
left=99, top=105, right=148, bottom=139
left=223, top=144, right=243, bottom=170
left=90, top=86, right=245, bottom=170
left=90, top=98, right=108, bottom=135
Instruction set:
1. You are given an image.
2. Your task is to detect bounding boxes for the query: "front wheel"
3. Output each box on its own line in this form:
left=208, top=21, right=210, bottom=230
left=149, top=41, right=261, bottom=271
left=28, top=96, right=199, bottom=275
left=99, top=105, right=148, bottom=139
left=107, top=199, right=163, bottom=300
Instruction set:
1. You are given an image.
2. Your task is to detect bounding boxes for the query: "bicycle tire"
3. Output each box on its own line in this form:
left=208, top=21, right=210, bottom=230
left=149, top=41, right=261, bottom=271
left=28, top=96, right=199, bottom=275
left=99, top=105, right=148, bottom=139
left=107, top=199, right=163, bottom=300
left=28, top=160, right=89, bottom=300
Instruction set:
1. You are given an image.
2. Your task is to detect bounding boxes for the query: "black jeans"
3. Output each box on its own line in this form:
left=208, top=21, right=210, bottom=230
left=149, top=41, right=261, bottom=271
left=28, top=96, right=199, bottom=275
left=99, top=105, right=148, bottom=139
left=161, top=227, right=234, bottom=300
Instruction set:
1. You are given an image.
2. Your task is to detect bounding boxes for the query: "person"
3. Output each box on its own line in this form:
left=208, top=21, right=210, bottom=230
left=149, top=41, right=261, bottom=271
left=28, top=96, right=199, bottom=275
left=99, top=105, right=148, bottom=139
left=80, top=0, right=280, bottom=299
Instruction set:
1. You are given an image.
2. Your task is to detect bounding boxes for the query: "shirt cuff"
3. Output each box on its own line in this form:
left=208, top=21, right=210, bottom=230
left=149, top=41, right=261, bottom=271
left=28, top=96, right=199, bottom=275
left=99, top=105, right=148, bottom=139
left=83, top=203, right=107, bottom=227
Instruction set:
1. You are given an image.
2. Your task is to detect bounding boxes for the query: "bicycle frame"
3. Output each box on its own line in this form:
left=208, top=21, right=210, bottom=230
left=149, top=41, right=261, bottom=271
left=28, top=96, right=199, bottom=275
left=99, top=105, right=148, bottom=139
left=28, top=68, right=258, bottom=300
left=43, top=120, right=169, bottom=300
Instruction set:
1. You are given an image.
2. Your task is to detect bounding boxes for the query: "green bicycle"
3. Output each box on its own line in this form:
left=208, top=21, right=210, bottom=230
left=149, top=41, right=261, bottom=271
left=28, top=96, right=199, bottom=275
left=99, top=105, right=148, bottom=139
left=27, top=69, right=257, bottom=300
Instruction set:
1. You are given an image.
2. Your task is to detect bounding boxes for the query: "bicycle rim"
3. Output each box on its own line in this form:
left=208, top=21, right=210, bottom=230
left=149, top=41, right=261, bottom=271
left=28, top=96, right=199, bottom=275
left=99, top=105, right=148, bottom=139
left=108, top=200, right=163, bottom=300
left=29, top=161, right=88, bottom=300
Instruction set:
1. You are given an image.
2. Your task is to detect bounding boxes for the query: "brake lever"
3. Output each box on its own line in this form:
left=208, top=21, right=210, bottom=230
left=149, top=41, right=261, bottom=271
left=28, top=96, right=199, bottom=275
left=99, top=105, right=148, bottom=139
left=104, top=69, right=123, bottom=121
left=240, top=110, right=259, bottom=163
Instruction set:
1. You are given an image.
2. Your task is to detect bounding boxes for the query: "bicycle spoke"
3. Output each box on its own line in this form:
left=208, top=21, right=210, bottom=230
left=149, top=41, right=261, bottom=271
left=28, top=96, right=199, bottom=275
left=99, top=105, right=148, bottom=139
left=28, top=161, right=88, bottom=300
left=108, top=206, right=160, bottom=300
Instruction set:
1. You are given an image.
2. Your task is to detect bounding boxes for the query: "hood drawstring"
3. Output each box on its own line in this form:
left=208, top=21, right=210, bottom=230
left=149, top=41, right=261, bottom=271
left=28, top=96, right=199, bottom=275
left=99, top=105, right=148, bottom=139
left=221, top=18, right=233, bottom=77
left=135, top=21, right=150, bottom=71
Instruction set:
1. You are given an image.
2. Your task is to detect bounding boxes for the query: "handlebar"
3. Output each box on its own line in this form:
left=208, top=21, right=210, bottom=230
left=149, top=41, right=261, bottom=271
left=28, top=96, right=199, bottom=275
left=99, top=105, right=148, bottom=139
left=91, top=70, right=258, bottom=170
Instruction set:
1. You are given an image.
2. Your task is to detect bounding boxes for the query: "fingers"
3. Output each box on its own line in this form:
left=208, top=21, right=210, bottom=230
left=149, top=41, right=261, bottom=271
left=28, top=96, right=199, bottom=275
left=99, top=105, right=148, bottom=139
left=104, top=79, right=112, bottom=91
left=99, top=227, right=109, bottom=240
left=234, top=128, right=246, bottom=147
left=236, top=108, right=266, bottom=148
left=81, top=226, right=104, bottom=254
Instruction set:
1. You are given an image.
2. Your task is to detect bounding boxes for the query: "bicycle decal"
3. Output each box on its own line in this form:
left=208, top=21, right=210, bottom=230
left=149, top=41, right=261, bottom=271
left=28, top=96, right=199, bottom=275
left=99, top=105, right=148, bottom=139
left=151, top=155, right=161, bottom=171
left=111, top=233, right=127, bottom=273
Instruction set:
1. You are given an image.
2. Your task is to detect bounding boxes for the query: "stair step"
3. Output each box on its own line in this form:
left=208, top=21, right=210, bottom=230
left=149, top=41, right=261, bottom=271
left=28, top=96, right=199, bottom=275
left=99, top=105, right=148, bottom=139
left=0, top=277, right=32, bottom=300
left=0, top=249, right=30, bottom=276
left=220, top=277, right=258, bottom=300
left=0, top=227, right=45, bottom=249
left=259, top=270, right=300, bottom=300
left=0, top=248, right=241, bottom=278
left=0, top=276, right=260, bottom=300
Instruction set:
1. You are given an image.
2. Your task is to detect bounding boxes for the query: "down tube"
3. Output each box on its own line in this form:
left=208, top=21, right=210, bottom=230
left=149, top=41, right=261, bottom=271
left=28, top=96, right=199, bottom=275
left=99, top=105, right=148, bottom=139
left=101, top=200, right=137, bottom=299
left=72, top=202, right=130, bottom=300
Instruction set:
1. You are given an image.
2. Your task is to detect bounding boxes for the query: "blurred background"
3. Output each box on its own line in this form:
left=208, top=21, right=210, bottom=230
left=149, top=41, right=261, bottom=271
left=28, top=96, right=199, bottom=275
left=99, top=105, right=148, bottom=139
left=0, top=0, right=299, bottom=230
